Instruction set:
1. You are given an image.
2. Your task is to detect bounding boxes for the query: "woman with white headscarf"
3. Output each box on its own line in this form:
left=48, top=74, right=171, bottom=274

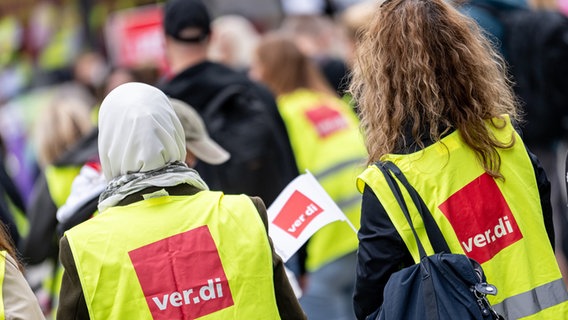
left=57, top=82, right=306, bottom=320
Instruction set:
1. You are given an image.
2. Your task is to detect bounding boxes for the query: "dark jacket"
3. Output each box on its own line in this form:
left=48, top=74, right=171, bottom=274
left=353, top=135, right=555, bottom=320
left=459, top=0, right=528, bottom=58
left=161, top=61, right=298, bottom=206
left=57, top=184, right=307, bottom=320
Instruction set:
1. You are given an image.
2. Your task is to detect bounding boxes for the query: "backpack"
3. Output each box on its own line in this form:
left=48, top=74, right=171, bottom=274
left=195, top=84, right=295, bottom=205
left=375, top=161, right=503, bottom=320
left=472, top=3, right=568, bottom=145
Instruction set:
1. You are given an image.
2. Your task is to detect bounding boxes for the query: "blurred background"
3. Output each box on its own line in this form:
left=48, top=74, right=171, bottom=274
left=0, top=0, right=367, bottom=204
left=3, top=0, right=568, bottom=318
left=0, top=2, right=373, bottom=317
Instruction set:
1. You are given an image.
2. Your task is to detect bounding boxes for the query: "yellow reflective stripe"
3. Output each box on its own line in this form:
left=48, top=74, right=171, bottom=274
left=493, top=278, right=568, bottom=319
left=336, top=194, right=362, bottom=211
left=314, top=157, right=366, bottom=181
left=0, top=251, right=5, bottom=320
left=316, top=158, right=363, bottom=211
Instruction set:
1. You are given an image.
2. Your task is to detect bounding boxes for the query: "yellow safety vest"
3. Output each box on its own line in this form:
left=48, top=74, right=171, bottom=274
left=277, top=89, right=366, bottom=271
left=357, top=116, right=568, bottom=319
left=0, top=250, right=5, bottom=319
left=65, top=191, right=280, bottom=320
left=45, top=165, right=82, bottom=208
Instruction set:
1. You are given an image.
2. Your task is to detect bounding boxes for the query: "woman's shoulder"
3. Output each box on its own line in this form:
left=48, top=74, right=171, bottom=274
left=3, top=253, right=46, bottom=320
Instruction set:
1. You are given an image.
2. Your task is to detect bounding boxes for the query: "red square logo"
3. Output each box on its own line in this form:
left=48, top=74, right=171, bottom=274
left=128, top=226, right=234, bottom=319
left=305, top=105, right=349, bottom=138
left=272, top=190, right=324, bottom=238
left=438, top=173, right=523, bottom=264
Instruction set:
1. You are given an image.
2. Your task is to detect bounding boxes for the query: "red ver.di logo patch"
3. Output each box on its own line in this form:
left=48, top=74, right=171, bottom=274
left=305, top=105, right=349, bottom=138
left=273, top=190, right=324, bottom=238
left=438, top=173, right=523, bottom=264
left=128, top=226, right=233, bottom=319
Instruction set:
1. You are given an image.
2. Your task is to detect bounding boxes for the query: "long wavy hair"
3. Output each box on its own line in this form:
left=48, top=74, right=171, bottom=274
left=253, top=33, right=336, bottom=97
left=349, top=0, right=520, bottom=177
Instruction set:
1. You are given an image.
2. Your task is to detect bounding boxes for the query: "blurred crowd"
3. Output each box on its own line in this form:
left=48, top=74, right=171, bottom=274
left=0, top=0, right=375, bottom=318
left=0, top=0, right=369, bottom=201
left=1, top=0, right=568, bottom=319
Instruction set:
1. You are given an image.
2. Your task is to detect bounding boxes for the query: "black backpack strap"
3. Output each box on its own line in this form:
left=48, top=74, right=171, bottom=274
left=201, top=85, right=248, bottom=134
left=376, top=162, right=440, bottom=320
left=376, top=162, right=428, bottom=259
left=202, top=85, right=244, bottom=119
left=379, top=161, right=452, bottom=254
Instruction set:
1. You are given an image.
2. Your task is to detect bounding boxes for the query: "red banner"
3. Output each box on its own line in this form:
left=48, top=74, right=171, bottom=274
left=105, top=5, right=167, bottom=72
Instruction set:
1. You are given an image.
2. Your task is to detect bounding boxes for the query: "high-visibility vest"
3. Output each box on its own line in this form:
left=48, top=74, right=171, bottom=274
left=45, top=165, right=82, bottom=208
left=0, top=250, right=5, bottom=319
left=357, top=116, right=568, bottom=319
left=277, top=89, right=366, bottom=271
left=65, top=191, right=280, bottom=320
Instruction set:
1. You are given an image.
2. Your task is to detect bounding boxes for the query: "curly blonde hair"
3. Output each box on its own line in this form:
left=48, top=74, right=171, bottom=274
left=349, top=0, right=520, bottom=177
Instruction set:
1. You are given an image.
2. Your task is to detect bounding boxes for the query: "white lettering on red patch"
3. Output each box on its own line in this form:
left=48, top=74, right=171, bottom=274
left=128, top=226, right=234, bottom=319
left=438, top=173, right=522, bottom=264
left=272, top=190, right=324, bottom=238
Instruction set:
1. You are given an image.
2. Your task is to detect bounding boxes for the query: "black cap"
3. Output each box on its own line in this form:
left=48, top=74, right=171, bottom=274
left=163, top=0, right=211, bottom=43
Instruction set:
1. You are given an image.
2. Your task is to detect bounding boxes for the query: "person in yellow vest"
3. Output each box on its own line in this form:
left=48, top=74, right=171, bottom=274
left=57, top=82, right=306, bottom=319
left=349, top=0, right=568, bottom=319
left=55, top=97, right=232, bottom=235
left=0, top=221, right=45, bottom=319
left=250, top=33, right=367, bottom=320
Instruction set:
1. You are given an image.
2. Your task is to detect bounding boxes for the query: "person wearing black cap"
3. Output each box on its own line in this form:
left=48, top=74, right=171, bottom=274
left=161, top=0, right=299, bottom=209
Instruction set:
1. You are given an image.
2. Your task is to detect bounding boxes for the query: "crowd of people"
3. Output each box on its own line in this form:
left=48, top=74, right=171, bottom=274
left=1, top=0, right=568, bottom=319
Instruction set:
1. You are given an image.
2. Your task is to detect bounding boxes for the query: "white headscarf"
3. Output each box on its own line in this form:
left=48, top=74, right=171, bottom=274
left=98, top=82, right=186, bottom=181
left=97, top=82, right=208, bottom=212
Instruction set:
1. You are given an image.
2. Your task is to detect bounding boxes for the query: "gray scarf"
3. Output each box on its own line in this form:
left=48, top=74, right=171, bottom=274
left=98, top=162, right=208, bottom=212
